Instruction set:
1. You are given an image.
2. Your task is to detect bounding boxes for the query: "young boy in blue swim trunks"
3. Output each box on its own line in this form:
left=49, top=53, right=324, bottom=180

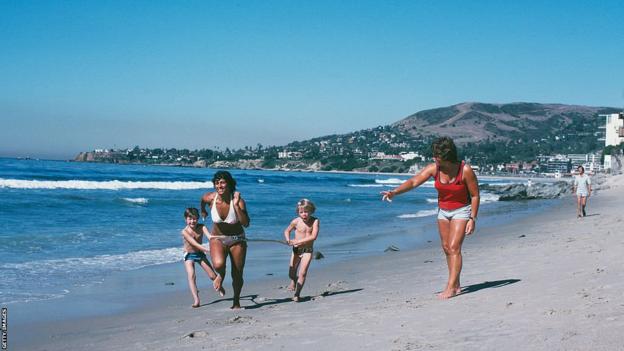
left=182, top=207, right=224, bottom=308
left=283, top=199, right=320, bottom=302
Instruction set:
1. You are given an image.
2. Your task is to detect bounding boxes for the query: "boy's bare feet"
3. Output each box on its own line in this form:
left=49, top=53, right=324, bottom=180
left=292, top=296, right=300, bottom=302
left=230, top=304, right=243, bottom=310
left=287, top=282, right=295, bottom=291
left=192, top=302, right=200, bottom=308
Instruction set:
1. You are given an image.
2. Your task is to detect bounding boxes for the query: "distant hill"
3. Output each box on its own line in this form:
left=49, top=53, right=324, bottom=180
left=75, top=101, right=623, bottom=172
left=392, top=102, right=620, bottom=144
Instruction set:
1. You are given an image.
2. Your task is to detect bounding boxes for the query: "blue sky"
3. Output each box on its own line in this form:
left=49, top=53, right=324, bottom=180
left=1, top=1, right=623, bottom=159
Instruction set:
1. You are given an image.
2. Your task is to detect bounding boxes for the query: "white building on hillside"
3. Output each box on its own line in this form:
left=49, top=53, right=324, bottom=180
left=399, top=151, right=425, bottom=162
left=600, top=113, right=624, bottom=170
left=602, top=113, right=624, bottom=147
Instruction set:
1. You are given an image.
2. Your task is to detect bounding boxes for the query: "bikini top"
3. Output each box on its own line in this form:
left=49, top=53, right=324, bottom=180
left=211, top=194, right=238, bottom=224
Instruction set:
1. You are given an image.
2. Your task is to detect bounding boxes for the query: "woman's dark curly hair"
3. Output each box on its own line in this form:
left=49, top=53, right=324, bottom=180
left=431, top=137, right=459, bottom=163
left=212, top=170, right=237, bottom=192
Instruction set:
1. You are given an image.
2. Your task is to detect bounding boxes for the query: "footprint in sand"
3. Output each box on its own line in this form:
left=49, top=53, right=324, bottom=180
left=327, top=280, right=347, bottom=288
left=560, top=331, right=579, bottom=341
left=226, top=315, right=256, bottom=325
left=233, top=334, right=270, bottom=342
left=182, top=330, right=209, bottom=339
left=392, top=338, right=435, bottom=351
left=208, top=315, right=257, bottom=327
left=318, top=280, right=348, bottom=296
left=404, top=298, right=424, bottom=309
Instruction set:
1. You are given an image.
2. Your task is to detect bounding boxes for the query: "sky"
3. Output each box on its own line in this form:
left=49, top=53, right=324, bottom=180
left=1, top=1, right=623, bottom=159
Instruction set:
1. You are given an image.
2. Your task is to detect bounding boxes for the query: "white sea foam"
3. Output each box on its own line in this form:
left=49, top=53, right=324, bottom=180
left=0, top=247, right=183, bottom=304
left=122, top=197, right=149, bottom=204
left=397, top=209, right=438, bottom=218
left=347, top=184, right=384, bottom=188
left=426, top=193, right=499, bottom=204
left=0, top=178, right=214, bottom=190
left=374, top=178, right=406, bottom=185
left=0, top=290, right=70, bottom=305
left=480, top=192, right=500, bottom=203
left=374, top=178, right=434, bottom=187
left=2, top=247, right=182, bottom=275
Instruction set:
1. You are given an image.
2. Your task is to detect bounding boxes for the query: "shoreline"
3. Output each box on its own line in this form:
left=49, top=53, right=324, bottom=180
left=4, top=156, right=563, bottom=181
left=7, top=191, right=559, bottom=326
left=11, top=175, right=622, bottom=350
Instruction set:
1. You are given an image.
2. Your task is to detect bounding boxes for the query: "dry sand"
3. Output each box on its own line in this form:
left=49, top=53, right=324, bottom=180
left=15, top=175, right=624, bottom=351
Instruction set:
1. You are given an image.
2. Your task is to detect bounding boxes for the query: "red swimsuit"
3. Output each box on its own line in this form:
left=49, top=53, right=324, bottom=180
left=434, top=161, right=470, bottom=211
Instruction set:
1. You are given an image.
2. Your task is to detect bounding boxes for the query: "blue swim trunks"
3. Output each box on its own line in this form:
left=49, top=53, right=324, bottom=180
left=184, top=252, right=207, bottom=262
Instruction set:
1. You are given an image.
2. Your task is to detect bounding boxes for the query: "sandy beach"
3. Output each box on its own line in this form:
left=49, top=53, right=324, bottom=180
left=12, top=174, right=624, bottom=351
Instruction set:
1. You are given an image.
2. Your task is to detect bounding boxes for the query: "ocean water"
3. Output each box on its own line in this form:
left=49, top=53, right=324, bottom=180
left=0, top=158, right=549, bottom=306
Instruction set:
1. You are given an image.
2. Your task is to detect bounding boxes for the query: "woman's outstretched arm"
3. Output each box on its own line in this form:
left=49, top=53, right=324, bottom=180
left=381, top=163, right=437, bottom=202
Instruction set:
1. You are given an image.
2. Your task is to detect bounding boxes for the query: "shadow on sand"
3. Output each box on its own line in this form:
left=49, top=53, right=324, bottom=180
left=459, top=279, right=521, bottom=296
left=200, top=288, right=364, bottom=309
left=582, top=213, right=600, bottom=218
left=244, top=288, right=364, bottom=309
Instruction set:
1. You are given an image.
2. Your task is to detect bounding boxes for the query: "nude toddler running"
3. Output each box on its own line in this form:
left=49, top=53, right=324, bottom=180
left=283, top=199, right=320, bottom=302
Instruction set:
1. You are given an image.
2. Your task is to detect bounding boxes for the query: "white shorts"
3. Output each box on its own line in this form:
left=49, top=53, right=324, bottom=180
left=438, top=205, right=471, bottom=221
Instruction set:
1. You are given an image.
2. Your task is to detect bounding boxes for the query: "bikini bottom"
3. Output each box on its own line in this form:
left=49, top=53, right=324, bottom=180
left=210, top=234, right=246, bottom=247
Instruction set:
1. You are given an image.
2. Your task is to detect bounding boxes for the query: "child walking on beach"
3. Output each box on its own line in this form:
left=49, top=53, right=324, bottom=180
left=181, top=207, right=224, bottom=308
left=284, top=199, right=320, bottom=302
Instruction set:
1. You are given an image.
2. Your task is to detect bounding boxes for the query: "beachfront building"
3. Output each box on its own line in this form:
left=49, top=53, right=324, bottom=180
left=567, top=153, right=601, bottom=173
left=505, top=162, right=521, bottom=174
left=537, top=154, right=571, bottom=175
left=599, top=113, right=624, bottom=171
left=601, top=113, right=624, bottom=147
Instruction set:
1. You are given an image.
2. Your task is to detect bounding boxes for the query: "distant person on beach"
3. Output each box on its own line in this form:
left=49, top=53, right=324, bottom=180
left=381, top=137, right=480, bottom=299
left=181, top=207, right=225, bottom=308
left=573, top=166, right=592, bottom=218
left=283, top=199, right=320, bottom=302
left=201, top=171, right=250, bottom=309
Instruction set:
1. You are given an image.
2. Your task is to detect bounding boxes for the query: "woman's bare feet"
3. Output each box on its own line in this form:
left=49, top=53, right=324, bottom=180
left=213, top=273, right=223, bottom=294
left=192, top=302, right=200, bottom=308
left=292, top=295, right=300, bottom=302
left=437, top=286, right=462, bottom=299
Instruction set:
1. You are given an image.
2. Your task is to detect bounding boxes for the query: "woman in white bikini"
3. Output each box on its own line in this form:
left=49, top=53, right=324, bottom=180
left=201, top=171, right=250, bottom=309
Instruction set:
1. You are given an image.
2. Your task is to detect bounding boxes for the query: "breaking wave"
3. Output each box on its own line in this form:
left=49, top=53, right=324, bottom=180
left=0, top=179, right=214, bottom=190
left=397, top=209, right=438, bottom=218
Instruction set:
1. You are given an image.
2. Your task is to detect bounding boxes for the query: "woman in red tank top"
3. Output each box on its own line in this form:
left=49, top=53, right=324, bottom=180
left=381, top=137, right=480, bottom=299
